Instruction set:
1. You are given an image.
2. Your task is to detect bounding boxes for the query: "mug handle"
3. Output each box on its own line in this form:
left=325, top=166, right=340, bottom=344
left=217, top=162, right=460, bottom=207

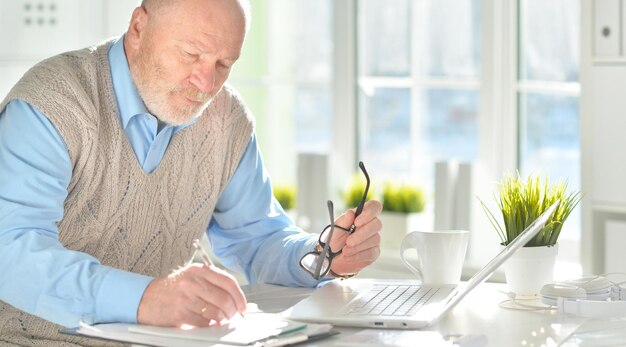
left=400, top=232, right=423, bottom=282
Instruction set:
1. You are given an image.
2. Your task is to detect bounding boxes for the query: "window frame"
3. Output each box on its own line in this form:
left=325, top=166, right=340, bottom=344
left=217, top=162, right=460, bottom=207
left=335, top=0, right=581, bottom=272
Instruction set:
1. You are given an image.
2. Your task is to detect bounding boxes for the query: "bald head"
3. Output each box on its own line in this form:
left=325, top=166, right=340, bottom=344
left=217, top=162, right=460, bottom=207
left=139, top=0, right=251, bottom=32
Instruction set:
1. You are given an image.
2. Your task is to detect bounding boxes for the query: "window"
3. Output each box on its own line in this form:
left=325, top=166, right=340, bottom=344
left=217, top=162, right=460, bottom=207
left=518, top=0, right=581, bottom=267
left=229, top=0, right=333, bottom=185
left=234, top=0, right=582, bottom=272
left=357, top=0, right=480, bottom=224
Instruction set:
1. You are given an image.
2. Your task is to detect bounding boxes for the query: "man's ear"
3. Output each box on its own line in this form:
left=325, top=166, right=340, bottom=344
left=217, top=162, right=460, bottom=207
left=126, top=6, right=149, bottom=50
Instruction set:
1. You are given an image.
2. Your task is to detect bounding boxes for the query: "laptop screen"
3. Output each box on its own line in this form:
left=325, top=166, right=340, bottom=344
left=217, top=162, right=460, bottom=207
left=436, top=201, right=559, bottom=319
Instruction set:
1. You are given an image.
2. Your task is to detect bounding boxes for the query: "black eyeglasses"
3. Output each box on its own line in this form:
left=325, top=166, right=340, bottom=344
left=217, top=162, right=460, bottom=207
left=299, top=162, right=370, bottom=280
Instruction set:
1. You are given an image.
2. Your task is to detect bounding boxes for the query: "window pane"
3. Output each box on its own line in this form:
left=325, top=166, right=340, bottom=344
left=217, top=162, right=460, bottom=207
left=294, top=0, right=333, bottom=81
left=416, top=89, right=479, bottom=190
left=356, top=0, right=480, bottom=196
left=519, top=93, right=579, bottom=188
left=519, top=93, right=580, bottom=240
left=519, top=0, right=580, bottom=82
left=358, top=0, right=411, bottom=76
left=418, top=0, right=480, bottom=79
left=295, top=86, right=332, bottom=153
left=231, top=0, right=333, bottom=184
left=359, top=87, right=479, bottom=222
left=232, top=83, right=269, bottom=145
left=360, top=88, right=411, bottom=177
left=421, top=89, right=479, bottom=162
left=292, top=0, right=333, bottom=154
left=518, top=0, right=581, bottom=250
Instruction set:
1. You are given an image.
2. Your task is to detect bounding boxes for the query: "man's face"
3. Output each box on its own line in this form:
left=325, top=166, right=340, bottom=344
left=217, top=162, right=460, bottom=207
left=126, top=0, right=246, bottom=125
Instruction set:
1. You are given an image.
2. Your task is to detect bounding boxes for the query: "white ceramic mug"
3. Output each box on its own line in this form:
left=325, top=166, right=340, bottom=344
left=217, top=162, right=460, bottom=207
left=400, top=230, right=469, bottom=285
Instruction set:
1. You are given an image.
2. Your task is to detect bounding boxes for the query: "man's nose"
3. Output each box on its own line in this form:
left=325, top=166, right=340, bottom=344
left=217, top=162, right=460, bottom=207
left=190, top=62, right=216, bottom=94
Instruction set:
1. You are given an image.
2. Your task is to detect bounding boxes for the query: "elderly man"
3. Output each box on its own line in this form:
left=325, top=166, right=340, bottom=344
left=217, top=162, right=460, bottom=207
left=0, top=0, right=382, bottom=345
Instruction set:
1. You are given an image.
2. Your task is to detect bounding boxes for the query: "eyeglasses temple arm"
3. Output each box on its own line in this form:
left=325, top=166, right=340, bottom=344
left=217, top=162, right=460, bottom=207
left=355, top=161, right=370, bottom=218
left=314, top=200, right=335, bottom=279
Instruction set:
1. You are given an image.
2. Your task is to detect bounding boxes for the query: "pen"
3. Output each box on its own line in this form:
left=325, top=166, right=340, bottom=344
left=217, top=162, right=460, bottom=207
left=192, top=239, right=246, bottom=319
left=192, top=239, right=214, bottom=267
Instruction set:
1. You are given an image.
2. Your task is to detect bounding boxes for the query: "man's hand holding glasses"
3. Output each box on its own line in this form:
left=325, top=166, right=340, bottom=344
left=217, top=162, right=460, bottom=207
left=300, top=162, right=383, bottom=280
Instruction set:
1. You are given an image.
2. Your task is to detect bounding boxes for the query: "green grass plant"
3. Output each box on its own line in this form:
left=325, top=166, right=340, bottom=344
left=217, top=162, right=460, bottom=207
left=342, top=173, right=374, bottom=209
left=273, top=185, right=296, bottom=210
left=382, top=183, right=426, bottom=213
left=481, top=174, right=581, bottom=247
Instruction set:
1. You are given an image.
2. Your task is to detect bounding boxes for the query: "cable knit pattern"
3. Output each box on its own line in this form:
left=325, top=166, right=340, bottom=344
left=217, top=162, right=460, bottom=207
left=0, top=41, right=254, bottom=346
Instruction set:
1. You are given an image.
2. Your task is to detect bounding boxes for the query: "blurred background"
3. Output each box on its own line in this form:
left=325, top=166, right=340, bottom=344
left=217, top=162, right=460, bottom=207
left=5, top=0, right=616, bottom=281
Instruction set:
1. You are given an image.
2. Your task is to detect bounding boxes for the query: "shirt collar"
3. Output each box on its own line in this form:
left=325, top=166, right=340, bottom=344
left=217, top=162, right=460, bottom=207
left=108, top=35, right=149, bottom=129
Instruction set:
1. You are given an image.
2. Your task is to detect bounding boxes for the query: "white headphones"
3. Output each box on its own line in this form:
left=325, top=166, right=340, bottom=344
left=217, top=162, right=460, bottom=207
left=540, top=275, right=626, bottom=318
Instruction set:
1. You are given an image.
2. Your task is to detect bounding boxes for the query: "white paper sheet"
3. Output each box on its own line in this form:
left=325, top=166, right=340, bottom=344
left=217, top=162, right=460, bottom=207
left=127, top=312, right=305, bottom=345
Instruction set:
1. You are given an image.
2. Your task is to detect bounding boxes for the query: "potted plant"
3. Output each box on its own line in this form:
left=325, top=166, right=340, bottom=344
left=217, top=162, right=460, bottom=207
left=481, top=174, right=581, bottom=295
left=341, top=173, right=374, bottom=210
left=273, top=184, right=297, bottom=220
left=379, top=182, right=427, bottom=250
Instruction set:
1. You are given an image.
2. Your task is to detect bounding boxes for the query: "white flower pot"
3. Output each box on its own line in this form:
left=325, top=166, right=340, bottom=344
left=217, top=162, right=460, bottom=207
left=379, top=212, right=428, bottom=250
left=503, top=244, right=558, bottom=296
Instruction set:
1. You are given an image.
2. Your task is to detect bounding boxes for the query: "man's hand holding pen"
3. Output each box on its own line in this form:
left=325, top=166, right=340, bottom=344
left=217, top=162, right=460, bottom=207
left=136, top=242, right=247, bottom=328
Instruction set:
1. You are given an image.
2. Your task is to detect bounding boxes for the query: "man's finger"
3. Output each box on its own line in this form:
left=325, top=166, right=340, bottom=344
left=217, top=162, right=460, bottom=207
left=196, top=302, right=226, bottom=322
left=194, top=282, right=238, bottom=318
left=339, top=245, right=380, bottom=264
left=342, top=232, right=380, bottom=256
left=354, top=200, right=383, bottom=228
left=196, top=266, right=247, bottom=314
left=334, top=209, right=356, bottom=230
left=345, top=217, right=382, bottom=248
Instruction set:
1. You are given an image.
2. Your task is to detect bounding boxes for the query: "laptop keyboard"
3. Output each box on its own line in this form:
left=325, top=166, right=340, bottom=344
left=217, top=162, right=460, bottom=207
left=340, top=285, right=440, bottom=317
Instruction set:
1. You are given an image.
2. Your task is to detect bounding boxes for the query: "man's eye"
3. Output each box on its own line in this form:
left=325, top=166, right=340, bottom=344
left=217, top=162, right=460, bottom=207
left=182, top=50, right=197, bottom=59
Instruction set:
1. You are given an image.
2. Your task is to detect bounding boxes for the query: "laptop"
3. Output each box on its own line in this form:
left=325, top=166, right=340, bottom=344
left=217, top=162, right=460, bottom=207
left=285, top=201, right=559, bottom=329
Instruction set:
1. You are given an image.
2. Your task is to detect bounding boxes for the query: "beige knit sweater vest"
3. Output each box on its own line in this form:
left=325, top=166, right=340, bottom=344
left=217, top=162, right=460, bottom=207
left=0, top=41, right=254, bottom=346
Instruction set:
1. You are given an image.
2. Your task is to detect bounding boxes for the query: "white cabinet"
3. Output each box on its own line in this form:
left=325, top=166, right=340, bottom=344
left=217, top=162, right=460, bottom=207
left=583, top=0, right=626, bottom=273
left=605, top=220, right=626, bottom=273
left=0, top=1, right=136, bottom=100
left=0, top=0, right=104, bottom=61
left=593, top=0, right=621, bottom=58
left=589, top=67, right=626, bottom=205
left=591, top=0, right=626, bottom=62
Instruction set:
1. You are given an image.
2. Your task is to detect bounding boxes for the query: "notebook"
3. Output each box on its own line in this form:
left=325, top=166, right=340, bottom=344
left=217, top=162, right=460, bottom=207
left=286, top=201, right=559, bottom=329
left=62, top=314, right=336, bottom=347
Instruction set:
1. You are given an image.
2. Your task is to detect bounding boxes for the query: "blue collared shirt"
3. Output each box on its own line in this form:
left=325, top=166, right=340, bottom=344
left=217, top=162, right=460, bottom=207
left=0, top=37, right=319, bottom=327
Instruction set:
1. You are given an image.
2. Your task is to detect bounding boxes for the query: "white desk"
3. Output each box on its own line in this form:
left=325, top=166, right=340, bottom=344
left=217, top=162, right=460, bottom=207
left=243, top=280, right=600, bottom=346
